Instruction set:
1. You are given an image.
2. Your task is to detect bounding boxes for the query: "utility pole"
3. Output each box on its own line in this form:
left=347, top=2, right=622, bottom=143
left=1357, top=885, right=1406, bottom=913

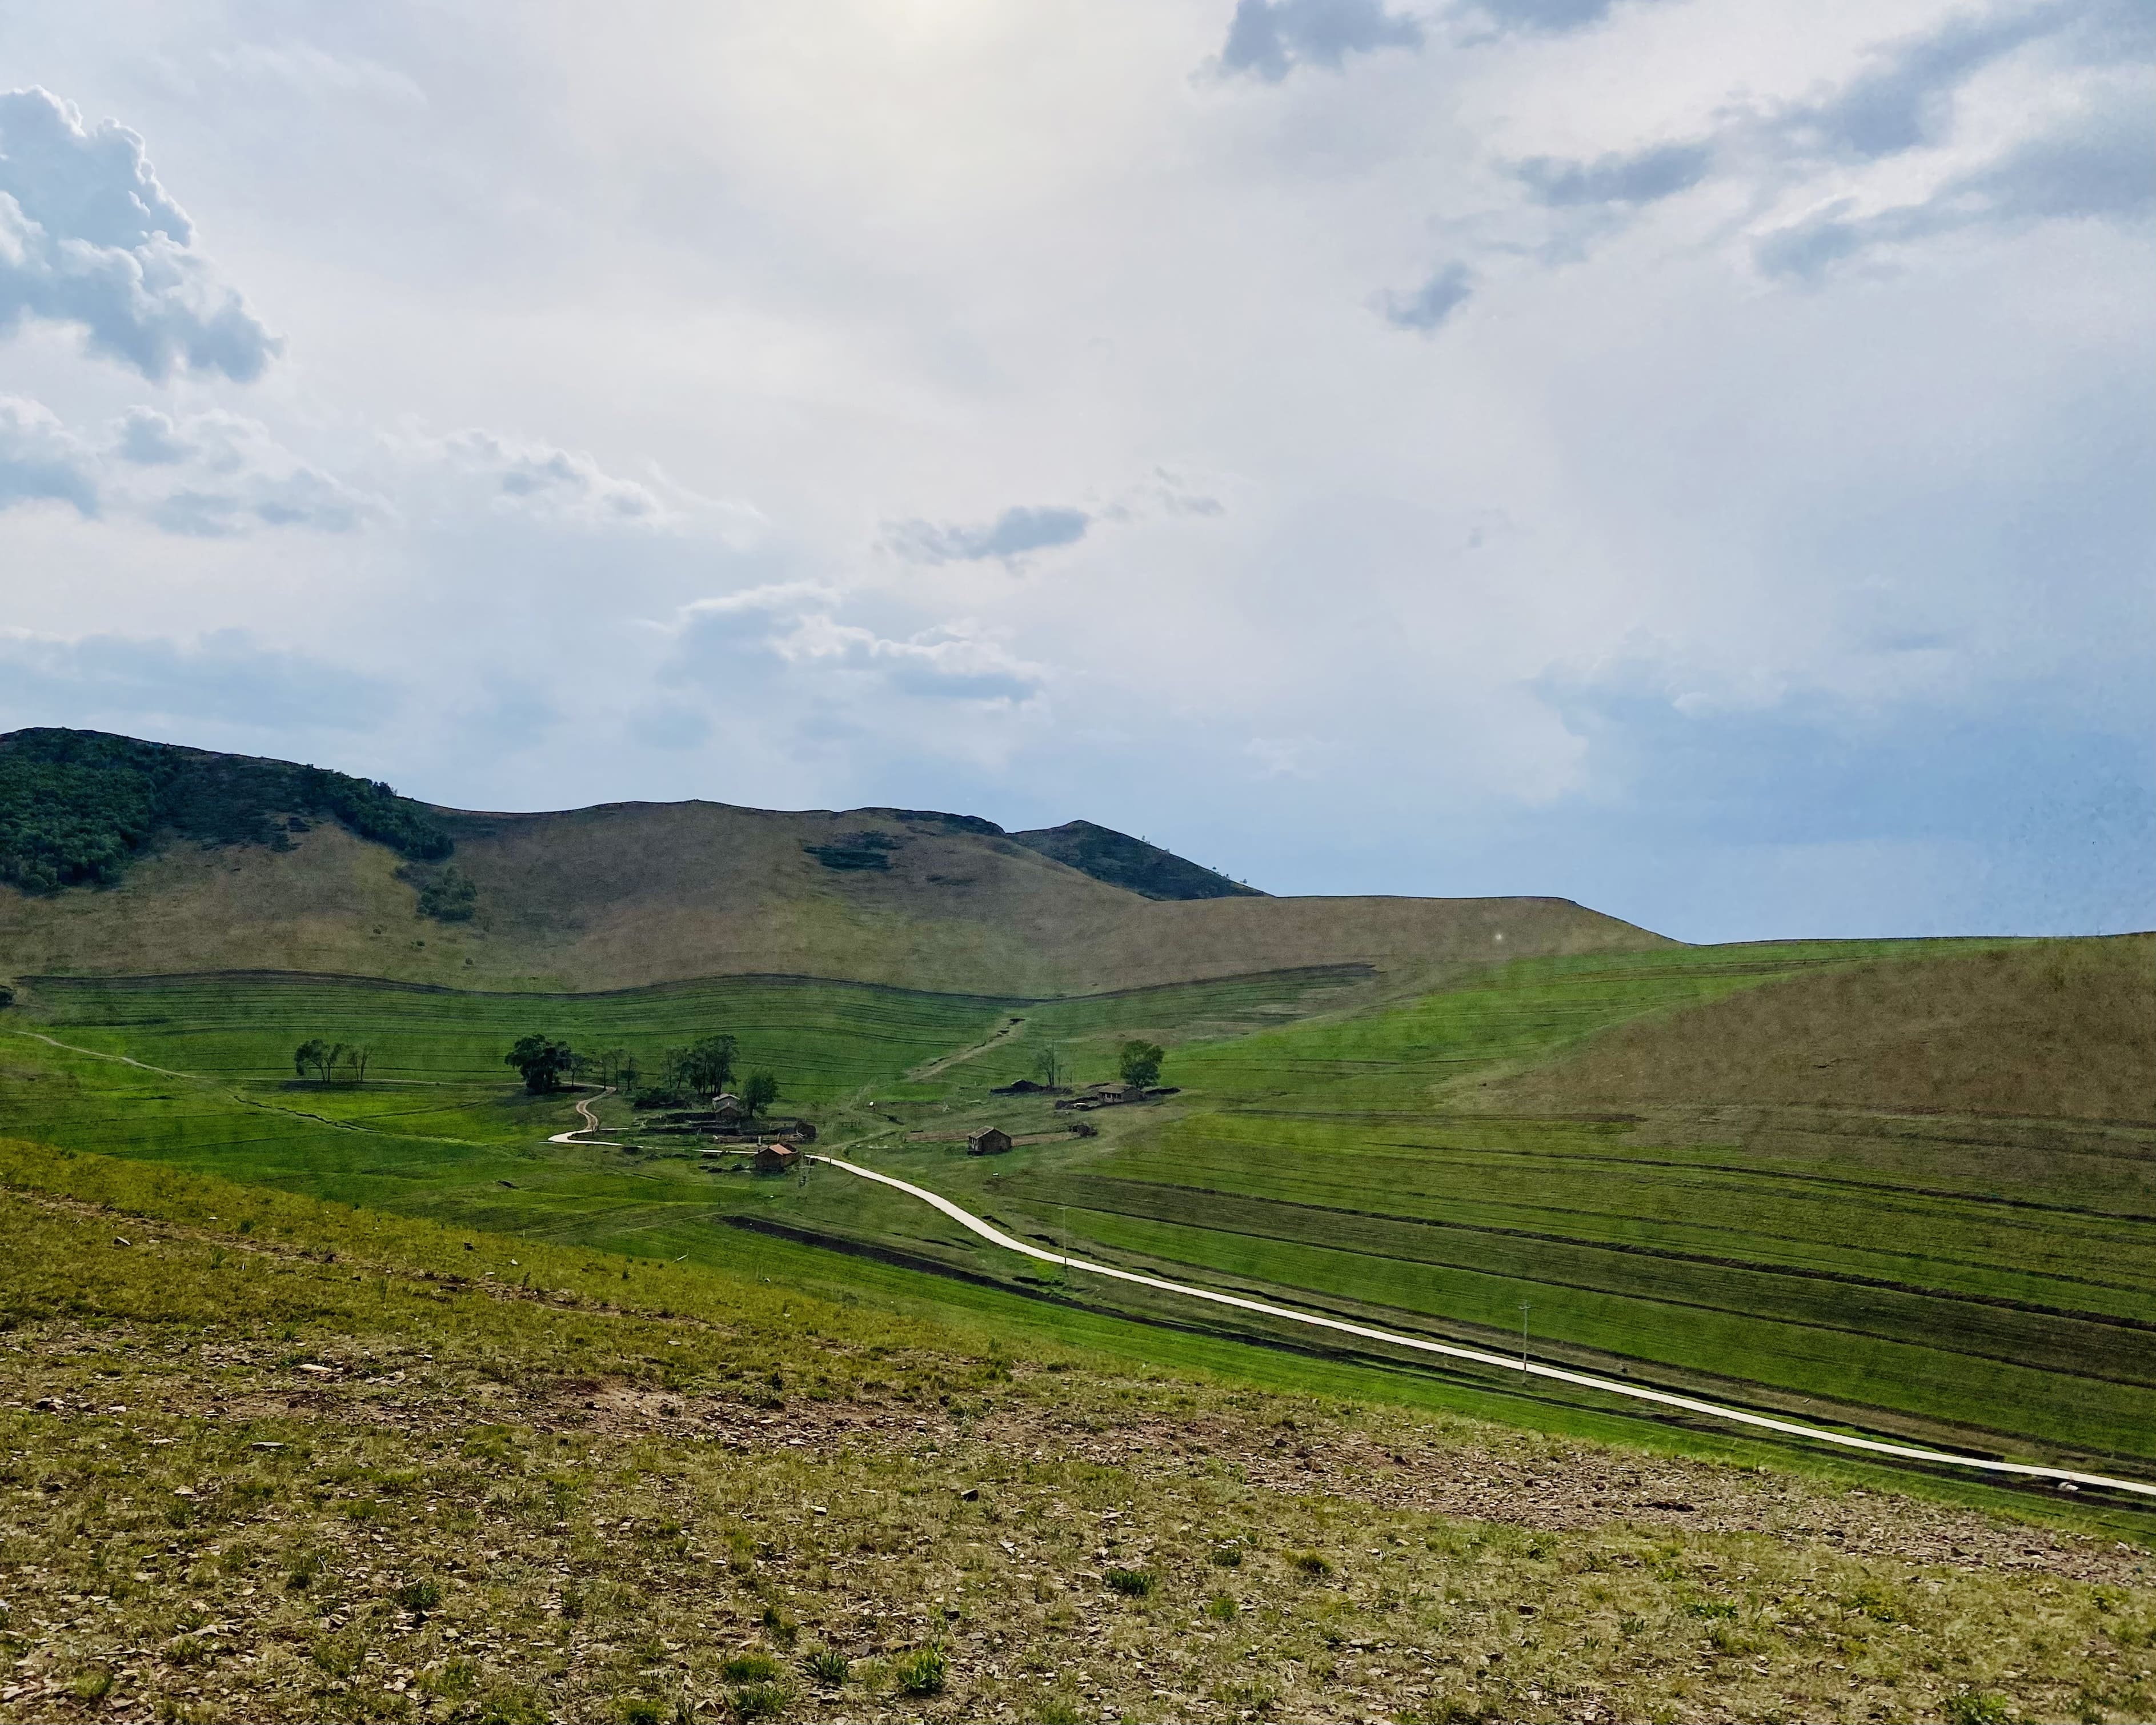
left=1518, top=1300, right=1531, bottom=1377
left=1062, top=1204, right=1074, bottom=1294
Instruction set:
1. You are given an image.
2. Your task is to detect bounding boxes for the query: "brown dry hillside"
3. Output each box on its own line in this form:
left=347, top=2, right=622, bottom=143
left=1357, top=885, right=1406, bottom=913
left=0, top=794, right=1670, bottom=996
left=1480, top=935, right=2156, bottom=1122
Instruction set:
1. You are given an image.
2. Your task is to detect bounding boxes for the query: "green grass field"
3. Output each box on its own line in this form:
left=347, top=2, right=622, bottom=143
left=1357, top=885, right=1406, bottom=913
left=8, top=1140, right=2151, bottom=1724
left=5, top=936, right=2151, bottom=1492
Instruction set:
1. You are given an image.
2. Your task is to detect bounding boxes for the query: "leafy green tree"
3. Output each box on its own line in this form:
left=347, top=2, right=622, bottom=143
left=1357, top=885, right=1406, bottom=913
left=1031, top=1044, right=1064, bottom=1089
left=686, top=1034, right=739, bottom=1097
left=294, top=1038, right=347, bottom=1086
left=742, top=1071, right=780, bottom=1119
left=506, top=1034, right=575, bottom=1095
left=345, top=1045, right=372, bottom=1084
left=1117, top=1039, right=1165, bottom=1091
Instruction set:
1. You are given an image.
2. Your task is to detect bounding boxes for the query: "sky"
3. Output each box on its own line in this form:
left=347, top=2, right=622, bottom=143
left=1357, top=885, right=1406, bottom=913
left=1, top=0, right=2150, bottom=942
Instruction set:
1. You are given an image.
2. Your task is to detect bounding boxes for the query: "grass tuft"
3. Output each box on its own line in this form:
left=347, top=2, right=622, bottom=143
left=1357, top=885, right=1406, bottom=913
left=890, top=1643, right=949, bottom=1696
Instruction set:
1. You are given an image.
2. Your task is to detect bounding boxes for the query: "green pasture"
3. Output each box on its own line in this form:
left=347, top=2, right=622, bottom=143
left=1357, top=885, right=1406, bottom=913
left=6, top=936, right=2154, bottom=1487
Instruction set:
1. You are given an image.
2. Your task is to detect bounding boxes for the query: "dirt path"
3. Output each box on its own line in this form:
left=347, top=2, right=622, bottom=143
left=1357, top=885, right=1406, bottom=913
left=904, top=1014, right=1026, bottom=1082
left=812, top=1153, right=2156, bottom=1502
left=8, top=1028, right=202, bottom=1080
left=547, top=1086, right=623, bottom=1147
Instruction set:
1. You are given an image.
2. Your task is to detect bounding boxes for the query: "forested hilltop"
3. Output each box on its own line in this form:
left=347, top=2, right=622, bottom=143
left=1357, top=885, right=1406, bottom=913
left=0, top=728, right=452, bottom=894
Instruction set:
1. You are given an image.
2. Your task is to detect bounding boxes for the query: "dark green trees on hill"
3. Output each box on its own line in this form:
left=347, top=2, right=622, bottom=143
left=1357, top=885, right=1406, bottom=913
left=1008, top=821, right=1261, bottom=901
left=0, top=728, right=452, bottom=894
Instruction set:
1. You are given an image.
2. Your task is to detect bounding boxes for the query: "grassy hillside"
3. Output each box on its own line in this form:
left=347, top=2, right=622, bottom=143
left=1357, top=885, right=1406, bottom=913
left=0, top=730, right=1669, bottom=996
left=7, top=938, right=2153, bottom=1486
left=4, top=1142, right=2154, bottom=1724
left=1473, top=935, right=2155, bottom=1122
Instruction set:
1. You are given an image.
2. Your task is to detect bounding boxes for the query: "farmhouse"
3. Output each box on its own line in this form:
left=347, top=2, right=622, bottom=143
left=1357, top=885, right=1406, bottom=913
left=754, top=1143, right=800, bottom=1174
left=710, top=1092, right=745, bottom=1120
left=967, top=1127, right=1014, bottom=1156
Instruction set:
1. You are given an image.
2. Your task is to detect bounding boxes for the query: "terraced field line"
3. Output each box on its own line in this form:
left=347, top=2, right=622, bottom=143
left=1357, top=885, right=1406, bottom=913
left=811, top=1153, right=2156, bottom=1500
left=547, top=1087, right=623, bottom=1147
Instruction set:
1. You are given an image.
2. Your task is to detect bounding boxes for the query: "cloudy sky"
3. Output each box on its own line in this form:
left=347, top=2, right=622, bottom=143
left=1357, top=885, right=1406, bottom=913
left=2, top=0, right=2150, bottom=941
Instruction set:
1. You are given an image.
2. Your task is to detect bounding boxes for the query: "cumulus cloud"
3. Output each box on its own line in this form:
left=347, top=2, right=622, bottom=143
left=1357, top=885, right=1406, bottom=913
left=1217, top=0, right=1424, bottom=82
left=0, top=394, right=99, bottom=515
left=0, top=627, right=396, bottom=730
left=110, top=408, right=382, bottom=535
left=2, top=395, right=379, bottom=534
left=1378, top=262, right=1474, bottom=331
left=416, top=429, right=674, bottom=527
left=0, top=87, right=279, bottom=381
left=883, top=503, right=1090, bottom=565
left=672, top=584, right=1043, bottom=705
left=1515, top=140, right=1713, bottom=207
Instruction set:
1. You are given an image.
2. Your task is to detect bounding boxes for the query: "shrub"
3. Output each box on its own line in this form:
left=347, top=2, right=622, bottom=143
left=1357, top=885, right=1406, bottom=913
left=396, top=1576, right=444, bottom=1612
left=1207, top=1592, right=1239, bottom=1622
left=731, top=1683, right=788, bottom=1721
left=720, top=1654, right=783, bottom=1683
left=1105, top=1568, right=1155, bottom=1597
left=68, top=1668, right=114, bottom=1702
left=891, top=1643, right=948, bottom=1696
left=1210, top=1544, right=1243, bottom=1567
left=1290, top=1550, right=1333, bottom=1578
left=311, top=1630, right=365, bottom=1678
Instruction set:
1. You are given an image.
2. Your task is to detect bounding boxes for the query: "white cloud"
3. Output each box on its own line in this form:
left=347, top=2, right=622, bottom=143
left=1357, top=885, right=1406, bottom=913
left=671, top=584, right=1044, bottom=707
left=0, top=86, right=279, bottom=380
left=0, top=393, right=98, bottom=514
left=398, top=429, right=683, bottom=529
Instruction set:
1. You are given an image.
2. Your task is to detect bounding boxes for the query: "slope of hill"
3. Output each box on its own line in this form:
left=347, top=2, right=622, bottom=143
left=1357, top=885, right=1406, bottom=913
left=6, top=1142, right=2146, bottom=1725
left=0, top=729, right=1670, bottom=994
left=1468, top=935, right=2155, bottom=1122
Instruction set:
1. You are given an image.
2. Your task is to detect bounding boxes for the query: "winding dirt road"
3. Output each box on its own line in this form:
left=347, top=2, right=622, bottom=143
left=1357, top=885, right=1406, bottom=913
left=546, top=1086, right=623, bottom=1147
left=809, top=1152, right=2156, bottom=1501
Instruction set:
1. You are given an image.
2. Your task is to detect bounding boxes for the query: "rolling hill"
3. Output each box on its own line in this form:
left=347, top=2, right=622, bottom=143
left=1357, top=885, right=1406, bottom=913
left=0, top=727, right=1670, bottom=994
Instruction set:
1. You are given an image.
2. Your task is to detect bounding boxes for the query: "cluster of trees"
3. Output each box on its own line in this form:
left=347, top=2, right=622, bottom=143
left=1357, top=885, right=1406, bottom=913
left=399, top=863, right=478, bottom=922
left=293, top=1038, right=374, bottom=1086
left=504, top=1030, right=780, bottom=1118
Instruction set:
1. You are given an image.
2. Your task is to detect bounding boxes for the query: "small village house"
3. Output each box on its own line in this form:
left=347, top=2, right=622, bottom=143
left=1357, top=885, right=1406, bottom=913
left=754, top=1142, right=800, bottom=1174
left=967, top=1127, right=1014, bottom=1156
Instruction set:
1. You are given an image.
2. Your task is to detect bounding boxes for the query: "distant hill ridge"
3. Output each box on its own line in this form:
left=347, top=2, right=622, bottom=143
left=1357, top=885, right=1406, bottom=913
left=0, top=727, right=1670, bottom=996
left=0, top=728, right=1252, bottom=904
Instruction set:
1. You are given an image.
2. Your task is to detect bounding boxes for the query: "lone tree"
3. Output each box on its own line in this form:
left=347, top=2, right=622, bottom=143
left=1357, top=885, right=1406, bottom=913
left=506, top=1033, right=575, bottom=1095
left=1031, top=1044, right=1064, bottom=1090
left=742, top=1070, right=780, bottom=1120
left=1117, top=1039, right=1165, bottom=1091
